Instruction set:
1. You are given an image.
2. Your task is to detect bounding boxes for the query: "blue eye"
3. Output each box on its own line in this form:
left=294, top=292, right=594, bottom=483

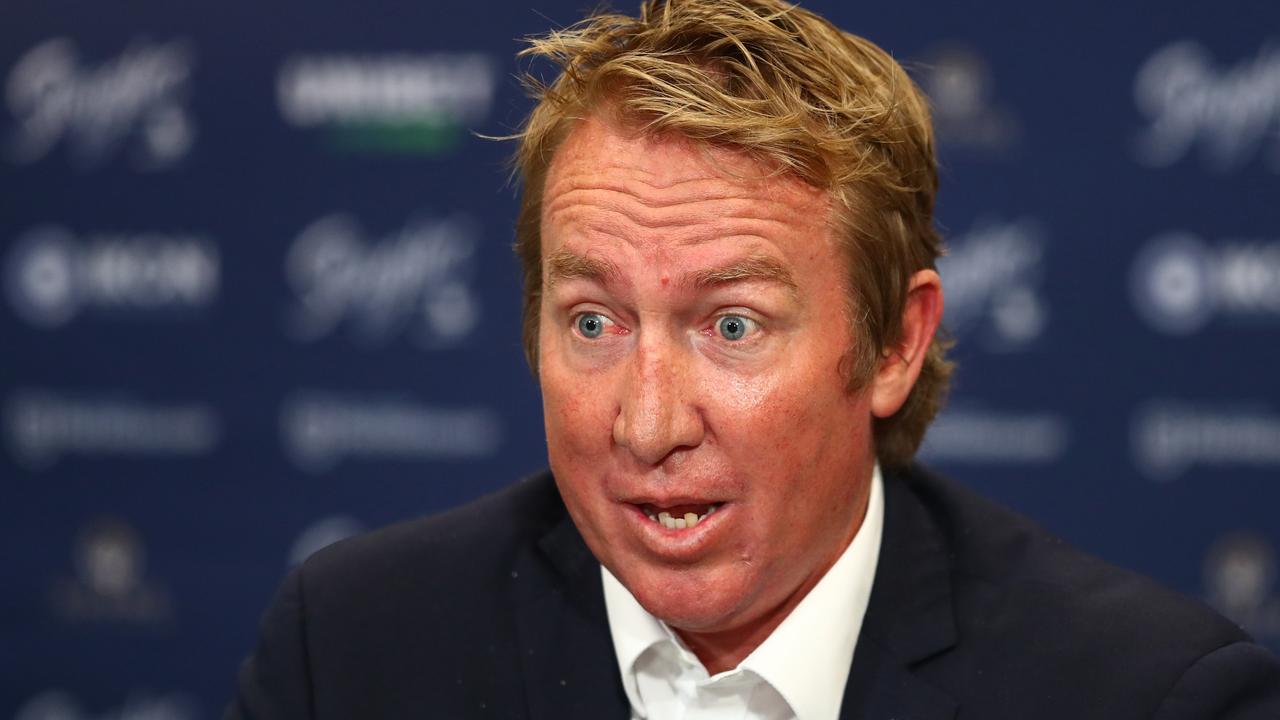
left=576, top=313, right=607, bottom=338
left=716, top=315, right=754, bottom=341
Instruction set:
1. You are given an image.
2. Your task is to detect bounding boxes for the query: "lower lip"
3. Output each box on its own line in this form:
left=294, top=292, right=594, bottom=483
left=623, top=503, right=729, bottom=560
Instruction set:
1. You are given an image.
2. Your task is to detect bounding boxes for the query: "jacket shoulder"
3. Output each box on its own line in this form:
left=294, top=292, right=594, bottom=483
left=300, top=470, right=564, bottom=606
left=297, top=472, right=563, bottom=703
left=896, top=466, right=1273, bottom=716
left=913, top=467, right=1237, bottom=628
left=230, top=472, right=567, bottom=718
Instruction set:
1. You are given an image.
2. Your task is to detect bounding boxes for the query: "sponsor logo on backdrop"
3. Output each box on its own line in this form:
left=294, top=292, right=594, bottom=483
left=938, top=216, right=1048, bottom=351
left=4, top=225, right=219, bottom=328
left=277, top=52, right=495, bottom=154
left=916, top=45, right=1022, bottom=154
left=285, top=213, right=480, bottom=348
left=280, top=392, right=502, bottom=473
left=49, top=517, right=174, bottom=625
left=289, top=515, right=365, bottom=565
left=1134, top=40, right=1280, bottom=172
left=4, top=391, right=219, bottom=469
left=1130, top=231, right=1280, bottom=335
left=919, top=406, right=1070, bottom=464
left=1132, top=401, right=1280, bottom=481
left=14, top=690, right=198, bottom=720
left=5, top=37, right=195, bottom=170
left=1204, top=532, right=1280, bottom=646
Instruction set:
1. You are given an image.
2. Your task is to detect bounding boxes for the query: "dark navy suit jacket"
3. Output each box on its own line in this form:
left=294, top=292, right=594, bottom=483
left=228, top=466, right=1280, bottom=719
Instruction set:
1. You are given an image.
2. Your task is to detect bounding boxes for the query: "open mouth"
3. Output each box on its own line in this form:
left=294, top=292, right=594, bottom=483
left=639, top=502, right=721, bottom=529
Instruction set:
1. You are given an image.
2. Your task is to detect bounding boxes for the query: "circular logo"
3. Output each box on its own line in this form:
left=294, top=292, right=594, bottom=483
left=5, top=226, right=79, bottom=328
left=1131, top=232, right=1214, bottom=335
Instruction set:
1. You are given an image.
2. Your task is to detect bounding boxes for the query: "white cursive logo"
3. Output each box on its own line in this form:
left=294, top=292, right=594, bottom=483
left=6, top=37, right=195, bottom=169
left=285, top=213, right=480, bottom=347
left=1134, top=40, right=1280, bottom=172
left=938, top=216, right=1047, bottom=350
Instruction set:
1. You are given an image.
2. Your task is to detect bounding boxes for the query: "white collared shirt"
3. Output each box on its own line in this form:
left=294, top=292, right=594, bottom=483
left=602, top=465, right=885, bottom=720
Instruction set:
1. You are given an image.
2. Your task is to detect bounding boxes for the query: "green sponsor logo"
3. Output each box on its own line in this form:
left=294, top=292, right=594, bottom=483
left=322, top=115, right=464, bottom=154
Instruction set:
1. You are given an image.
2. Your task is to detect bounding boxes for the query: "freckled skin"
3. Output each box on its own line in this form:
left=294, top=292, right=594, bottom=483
left=539, top=115, right=897, bottom=673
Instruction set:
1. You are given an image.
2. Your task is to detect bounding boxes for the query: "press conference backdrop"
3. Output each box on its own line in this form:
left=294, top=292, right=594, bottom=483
left=2, top=0, right=1278, bottom=715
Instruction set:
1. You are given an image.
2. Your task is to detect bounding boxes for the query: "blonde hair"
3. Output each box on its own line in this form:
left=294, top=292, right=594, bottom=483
left=512, top=0, right=952, bottom=467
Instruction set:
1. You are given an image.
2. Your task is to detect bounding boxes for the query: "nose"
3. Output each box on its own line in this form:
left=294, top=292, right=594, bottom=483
left=613, top=336, right=704, bottom=466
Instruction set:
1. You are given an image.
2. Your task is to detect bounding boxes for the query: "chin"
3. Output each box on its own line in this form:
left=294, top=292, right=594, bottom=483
left=623, top=563, right=751, bottom=632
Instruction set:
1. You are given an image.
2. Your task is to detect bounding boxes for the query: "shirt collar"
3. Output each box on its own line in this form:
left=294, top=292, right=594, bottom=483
left=602, top=559, right=669, bottom=712
left=601, top=464, right=885, bottom=720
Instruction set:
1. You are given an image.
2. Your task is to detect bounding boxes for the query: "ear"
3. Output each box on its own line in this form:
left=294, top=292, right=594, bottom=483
left=870, top=270, right=944, bottom=419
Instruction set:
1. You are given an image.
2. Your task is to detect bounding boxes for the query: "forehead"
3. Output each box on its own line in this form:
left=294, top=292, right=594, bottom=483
left=541, top=115, right=835, bottom=255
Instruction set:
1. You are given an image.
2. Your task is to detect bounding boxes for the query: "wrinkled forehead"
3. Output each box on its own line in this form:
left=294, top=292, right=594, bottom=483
left=541, top=113, right=834, bottom=232
left=536, top=113, right=852, bottom=310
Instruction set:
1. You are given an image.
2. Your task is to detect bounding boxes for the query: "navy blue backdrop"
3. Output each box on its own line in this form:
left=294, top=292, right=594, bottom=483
left=3, top=1, right=1278, bottom=717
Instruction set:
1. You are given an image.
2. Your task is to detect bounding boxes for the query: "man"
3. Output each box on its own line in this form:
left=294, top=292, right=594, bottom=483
left=229, top=1, right=1280, bottom=718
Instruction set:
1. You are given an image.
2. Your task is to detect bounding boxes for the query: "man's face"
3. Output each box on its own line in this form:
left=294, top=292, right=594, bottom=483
left=538, top=115, right=876, bottom=640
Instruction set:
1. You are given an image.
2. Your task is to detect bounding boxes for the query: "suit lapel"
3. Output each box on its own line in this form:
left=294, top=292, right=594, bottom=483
left=513, top=501, right=630, bottom=719
left=841, top=638, right=958, bottom=720
left=510, top=468, right=960, bottom=720
left=840, top=467, right=959, bottom=720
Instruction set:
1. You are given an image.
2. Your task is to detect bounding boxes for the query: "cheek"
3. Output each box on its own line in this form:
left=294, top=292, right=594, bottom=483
left=710, top=355, right=846, bottom=451
left=709, top=371, right=773, bottom=416
left=720, top=359, right=867, bottom=506
left=541, top=363, right=615, bottom=457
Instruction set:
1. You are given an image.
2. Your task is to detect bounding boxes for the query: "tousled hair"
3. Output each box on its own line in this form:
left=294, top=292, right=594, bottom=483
left=511, top=0, right=952, bottom=467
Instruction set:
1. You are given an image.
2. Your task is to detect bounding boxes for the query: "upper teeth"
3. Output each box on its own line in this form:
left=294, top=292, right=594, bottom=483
left=647, top=505, right=719, bottom=529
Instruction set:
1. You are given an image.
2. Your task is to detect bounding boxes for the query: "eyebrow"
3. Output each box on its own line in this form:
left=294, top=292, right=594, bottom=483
left=689, top=255, right=798, bottom=297
left=545, top=249, right=799, bottom=297
left=545, top=249, right=623, bottom=289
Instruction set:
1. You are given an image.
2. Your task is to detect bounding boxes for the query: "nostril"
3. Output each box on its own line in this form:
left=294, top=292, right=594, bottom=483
left=612, top=351, right=704, bottom=464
